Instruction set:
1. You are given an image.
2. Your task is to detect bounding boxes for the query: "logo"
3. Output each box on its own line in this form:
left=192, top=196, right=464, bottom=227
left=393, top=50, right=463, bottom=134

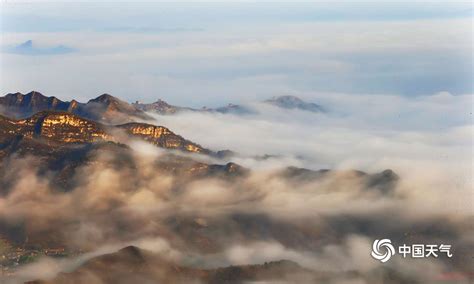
left=371, top=239, right=395, bottom=263
left=371, top=239, right=453, bottom=263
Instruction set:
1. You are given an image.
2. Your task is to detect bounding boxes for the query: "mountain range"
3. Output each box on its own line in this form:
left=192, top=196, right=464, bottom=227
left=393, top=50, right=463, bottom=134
left=0, top=91, right=404, bottom=283
left=27, top=245, right=415, bottom=284
left=0, top=90, right=396, bottom=194
left=0, top=92, right=324, bottom=125
left=0, top=91, right=151, bottom=124
left=264, top=95, right=324, bottom=112
left=27, top=246, right=316, bottom=284
left=0, top=109, right=395, bottom=194
left=133, top=95, right=324, bottom=115
left=0, top=109, right=247, bottom=192
left=0, top=111, right=209, bottom=154
left=4, top=40, right=76, bottom=56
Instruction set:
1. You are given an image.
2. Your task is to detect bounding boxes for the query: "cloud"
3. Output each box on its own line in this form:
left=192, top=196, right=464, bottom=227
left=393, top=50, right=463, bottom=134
left=148, top=92, right=472, bottom=173
left=4, top=236, right=182, bottom=283
left=0, top=90, right=472, bottom=282
left=0, top=18, right=471, bottom=103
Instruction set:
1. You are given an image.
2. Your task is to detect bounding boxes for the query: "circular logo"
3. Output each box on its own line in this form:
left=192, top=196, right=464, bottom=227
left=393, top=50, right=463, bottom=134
left=371, top=239, right=395, bottom=263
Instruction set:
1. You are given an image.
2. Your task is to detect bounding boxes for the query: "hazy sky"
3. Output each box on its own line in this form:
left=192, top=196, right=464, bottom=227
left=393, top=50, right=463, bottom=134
left=0, top=1, right=472, bottom=106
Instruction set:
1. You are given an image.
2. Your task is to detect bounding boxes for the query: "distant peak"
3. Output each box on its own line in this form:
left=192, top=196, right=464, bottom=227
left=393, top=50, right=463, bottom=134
left=153, top=99, right=169, bottom=104
left=6, top=91, right=44, bottom=97
left=119, top=245, right=143, bottom=255
left=264, top=95, right=324, bottom=113
left=25, top=91, right=45, bottom=97
left=267, top=95, right=303, bottom=102
left=89, top=94, right=121, bottom=104
left=18, top=40, right=33, bottom=48
left=96, top=93, right=115, bottom=100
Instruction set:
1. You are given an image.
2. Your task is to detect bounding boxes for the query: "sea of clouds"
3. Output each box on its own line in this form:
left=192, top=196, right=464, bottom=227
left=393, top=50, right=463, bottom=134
left=0, top=91, right=471, bottom=283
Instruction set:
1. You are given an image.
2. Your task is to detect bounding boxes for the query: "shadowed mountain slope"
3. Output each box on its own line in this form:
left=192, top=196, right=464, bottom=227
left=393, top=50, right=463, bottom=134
left=264, top=95, right=324, bottom=112
left=28, top=245, right=420, bottom=284
left=28, top=245, right=319, bottom=284
left=0, top=111, right=243, bottom=192
left=132, top=95, right=322, bottom=116
left=0, top=91, right=151, bottom=124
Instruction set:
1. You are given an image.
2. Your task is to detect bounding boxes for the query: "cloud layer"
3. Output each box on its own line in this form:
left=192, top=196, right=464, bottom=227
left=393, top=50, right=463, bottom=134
left=0, top=10, right=472, bottom=103
left=0, top=91, right=472, bottom=283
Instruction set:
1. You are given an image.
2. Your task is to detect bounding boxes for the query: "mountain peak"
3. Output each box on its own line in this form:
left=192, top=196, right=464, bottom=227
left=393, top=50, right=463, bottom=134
left=266, top=95, right=304, bottom=104
left=25, top=90, right=47, bottom=99
left=9, top=40, right=76, bottom=55
left=151, top=99, right=172, bottom=107
left=1, top=92, right=152, bottom=124
left=133, top=99, right=183, bottom=115
left=0, top=91, right=73, bottom=119
left=6, top=90, right=45, bottom=99
left=264, top=95, right=324, bottom=113
left=118, top=245, right=145, bottom=259
left=18, top=40, right=33, bottom=49
left=89, top=93, right=121, bottom=104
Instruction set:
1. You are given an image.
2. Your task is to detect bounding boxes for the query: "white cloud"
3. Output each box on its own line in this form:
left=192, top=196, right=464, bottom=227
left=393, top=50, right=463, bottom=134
left=0, top=18, right=471, bottom=103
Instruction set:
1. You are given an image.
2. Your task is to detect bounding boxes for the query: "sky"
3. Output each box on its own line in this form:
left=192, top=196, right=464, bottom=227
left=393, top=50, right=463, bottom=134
left=0, top=1, right=472, bottom=106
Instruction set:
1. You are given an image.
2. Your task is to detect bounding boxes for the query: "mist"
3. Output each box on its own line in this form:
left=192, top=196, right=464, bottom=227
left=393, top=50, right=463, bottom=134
left=0, top=91, right=472, bottom=283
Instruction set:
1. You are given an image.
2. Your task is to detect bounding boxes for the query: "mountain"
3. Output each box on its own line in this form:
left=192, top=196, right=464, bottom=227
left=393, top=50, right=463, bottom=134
left=280, top=166, right=399, bottom=194
left=28, top=245, right=418, bottom=284
left=79, top=94, right=152, bottom=124
left=264, top=95, right=324, bottom=112
left=117, top=122, right=211, bottom=153
left=134, top=99, right=255, bottom=115
left=204, top=103, right=255, bottom=115
left=13, top=39, right=33, bottom=52
left=0, top=91, right=151, bottom=124
left=5, top=40, right=76, bottom=56
left=131, top=95, right=323, bottom=116
left=0, top=91, right=77, bottom=117
left=0, top=111, right=209, bottom=154
left=28, top=245, right=318, bottom=284
left=0, top=111, right=243, bottom=192
left=0, top=111, right=397, bottom=193
left=133, top=99, right=193, bottom=115
left=0, top=111, right=406, bottom=283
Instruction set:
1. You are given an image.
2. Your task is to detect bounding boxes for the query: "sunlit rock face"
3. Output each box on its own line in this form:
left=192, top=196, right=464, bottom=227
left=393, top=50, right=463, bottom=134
left=118, top=123, right=209, bottom=154
left=0, top=111, right=222, bottom=191
left=21, top=112, right=113, bottom=143
left=0, top=115, right=19, bottom=137
left=0, top=111, right=213, bottom=156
